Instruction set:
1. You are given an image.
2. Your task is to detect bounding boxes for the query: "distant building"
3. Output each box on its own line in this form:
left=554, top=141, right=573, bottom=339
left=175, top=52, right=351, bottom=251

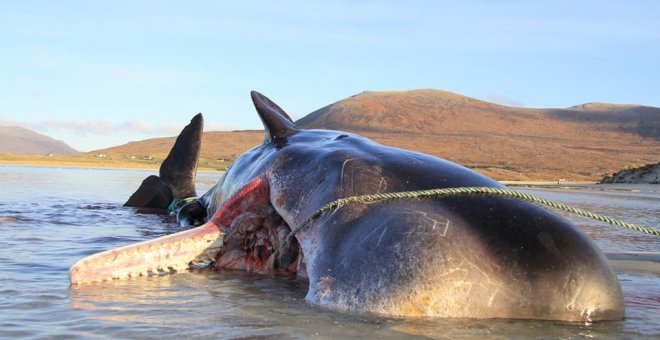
left=94, top=154, right=107, bottom=158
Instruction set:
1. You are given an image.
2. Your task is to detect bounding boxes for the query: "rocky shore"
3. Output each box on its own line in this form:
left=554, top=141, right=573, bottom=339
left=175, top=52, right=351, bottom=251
left=600, top=162, right=660, bottom=184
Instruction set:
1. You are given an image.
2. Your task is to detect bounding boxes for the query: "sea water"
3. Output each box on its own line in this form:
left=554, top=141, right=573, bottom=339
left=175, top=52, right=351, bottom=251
left=0, top=165, right=658, bottom=339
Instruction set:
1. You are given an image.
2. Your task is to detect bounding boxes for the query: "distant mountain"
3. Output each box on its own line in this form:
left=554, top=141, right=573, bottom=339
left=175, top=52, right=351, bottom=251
left=0, top=126, right=78, bottom=155
left=95, top=89, right=660, bottom=181
left=297, top=90, right=660, bottom=139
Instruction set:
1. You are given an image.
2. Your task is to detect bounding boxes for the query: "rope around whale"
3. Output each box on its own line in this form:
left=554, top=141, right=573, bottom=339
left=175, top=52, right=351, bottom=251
left=283, top=187, right=659, bottom=249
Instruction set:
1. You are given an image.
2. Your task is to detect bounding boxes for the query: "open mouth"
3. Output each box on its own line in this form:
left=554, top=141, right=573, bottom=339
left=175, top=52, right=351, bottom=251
left=211, top=176, right=300, bottom=273
left=70, top=176, right=300, bottom=284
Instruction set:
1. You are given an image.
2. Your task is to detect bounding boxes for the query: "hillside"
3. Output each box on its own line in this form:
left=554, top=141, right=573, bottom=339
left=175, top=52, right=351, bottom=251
left=90, top=89, right=659, bottom=181
left=297, top=90, right=659, bottom=139
left=296, top=90, right=659, bottom=180
left=600, top=162, right=660, bottom=184
left=0, top=126, right=77, bottom=155
left=92, top=130, right=264, bottom=171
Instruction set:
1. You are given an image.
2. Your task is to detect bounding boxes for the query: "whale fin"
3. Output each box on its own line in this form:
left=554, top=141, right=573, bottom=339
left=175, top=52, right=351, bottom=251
left=160, top=113, right=204, bottom=199
left=251, top=91, right=297, bottom=142
left=124, top=113, right=204, bottom=209
left=124, top=175, right=173, bottom=209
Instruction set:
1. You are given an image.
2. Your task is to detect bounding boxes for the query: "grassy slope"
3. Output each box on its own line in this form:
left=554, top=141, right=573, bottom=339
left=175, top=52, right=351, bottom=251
left=0, top=131, right=264, bottom=173
left=297, top=90, right=659, bottom=180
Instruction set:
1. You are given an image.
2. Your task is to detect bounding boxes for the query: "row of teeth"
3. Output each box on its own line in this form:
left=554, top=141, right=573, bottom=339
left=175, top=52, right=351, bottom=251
left=71, top=233, right=223, bottom=284
left=83, top=259, right=215, bottom=281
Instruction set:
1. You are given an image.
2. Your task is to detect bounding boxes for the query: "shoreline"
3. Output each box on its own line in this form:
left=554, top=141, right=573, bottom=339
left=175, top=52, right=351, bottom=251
left=500, top=180, right=596, bottom=186
left=0, top=160, right=223, bottom=174
left=1, top=161, right=596, bottom=184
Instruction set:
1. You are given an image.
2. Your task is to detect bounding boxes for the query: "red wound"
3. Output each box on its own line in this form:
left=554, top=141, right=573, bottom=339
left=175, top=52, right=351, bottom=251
left=211, top=176, right=271, bottom=229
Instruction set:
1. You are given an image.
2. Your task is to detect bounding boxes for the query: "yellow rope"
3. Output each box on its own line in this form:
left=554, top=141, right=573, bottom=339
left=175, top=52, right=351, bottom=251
left=290, top=187, right=659, bottom=239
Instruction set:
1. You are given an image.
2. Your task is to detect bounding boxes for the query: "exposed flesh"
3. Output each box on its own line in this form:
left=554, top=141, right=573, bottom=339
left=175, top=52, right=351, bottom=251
left=69, top=176, right=299, bottom=284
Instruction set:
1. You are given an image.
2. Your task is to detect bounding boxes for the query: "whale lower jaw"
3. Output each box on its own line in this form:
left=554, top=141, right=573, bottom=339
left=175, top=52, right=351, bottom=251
left=69, top=222, right=223, bottom=284
left=70, top=176, right=301, bottom=284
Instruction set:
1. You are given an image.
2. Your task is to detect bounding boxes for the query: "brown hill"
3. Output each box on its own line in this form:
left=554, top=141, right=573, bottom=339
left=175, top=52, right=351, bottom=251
left=0, top=126, right=78, bottom=155
left=93, top=90, right=660, bottom=181
left=297, top=90, right=659, bottom=139
left=297, top=90, right=659, bottom=180
left=96, top=130, right=264, bottom=171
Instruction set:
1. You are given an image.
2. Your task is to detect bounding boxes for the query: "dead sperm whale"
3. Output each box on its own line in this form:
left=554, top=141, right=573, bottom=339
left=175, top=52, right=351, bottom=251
left=70, top=91, right=624, bottom=321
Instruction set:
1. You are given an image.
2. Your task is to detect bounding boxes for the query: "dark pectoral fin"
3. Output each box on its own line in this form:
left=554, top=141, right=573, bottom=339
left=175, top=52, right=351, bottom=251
left=124, top=175, right=173, bottom=209
left=160, top=113, right=204, bottom=199
left=125, top=114, right=203, bottom=209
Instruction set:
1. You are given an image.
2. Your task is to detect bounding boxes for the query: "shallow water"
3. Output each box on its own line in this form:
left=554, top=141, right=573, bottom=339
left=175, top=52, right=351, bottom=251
left=0, top=165, right=658, bottom=339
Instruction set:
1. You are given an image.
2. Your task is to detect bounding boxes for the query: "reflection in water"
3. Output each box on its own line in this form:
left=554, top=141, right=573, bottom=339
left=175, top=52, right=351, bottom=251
left=64, top=270, right=638, bottom=339
left=518, top=185, right=659, bottom=252
left=65, top=267, right=655, bottom=338
left=71, top=276, right=181, bottom=311
left=0, top=166, right=658, bottom=338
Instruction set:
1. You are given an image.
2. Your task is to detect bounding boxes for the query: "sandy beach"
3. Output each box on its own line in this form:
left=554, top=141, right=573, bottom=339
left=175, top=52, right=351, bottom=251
left=0, top=154, right=224, bottom=173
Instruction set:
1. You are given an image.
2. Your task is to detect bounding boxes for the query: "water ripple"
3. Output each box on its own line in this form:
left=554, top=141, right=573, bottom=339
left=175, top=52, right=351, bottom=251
left=0, top=166, right=658, bottom=338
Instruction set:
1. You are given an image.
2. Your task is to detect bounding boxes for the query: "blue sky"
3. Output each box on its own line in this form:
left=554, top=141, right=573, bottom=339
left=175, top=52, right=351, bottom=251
left=1, top=1, right=659, bottom=151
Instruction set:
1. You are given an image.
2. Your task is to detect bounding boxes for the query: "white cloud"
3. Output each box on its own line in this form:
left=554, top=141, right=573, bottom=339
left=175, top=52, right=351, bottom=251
left=204, top=122, right=242, bottom=132
left=0, top=115, right=16, bottom=126
left=4, top=115, right=239, bottom=136
left=111, top=69, right=139, bottom=81
left=20, top=119, right=182, bottom=136
left=486, top=93, right=525, bottom=107
left=1, top=117, right=238, bottom=151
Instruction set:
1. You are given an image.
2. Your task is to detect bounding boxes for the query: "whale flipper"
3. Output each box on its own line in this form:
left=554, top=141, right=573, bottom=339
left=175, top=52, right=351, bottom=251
left=160, top=113, right=203, bottom=199
left=124, top=175, right=173, bottom=209
left=124, top=113, right=204, bottom=209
